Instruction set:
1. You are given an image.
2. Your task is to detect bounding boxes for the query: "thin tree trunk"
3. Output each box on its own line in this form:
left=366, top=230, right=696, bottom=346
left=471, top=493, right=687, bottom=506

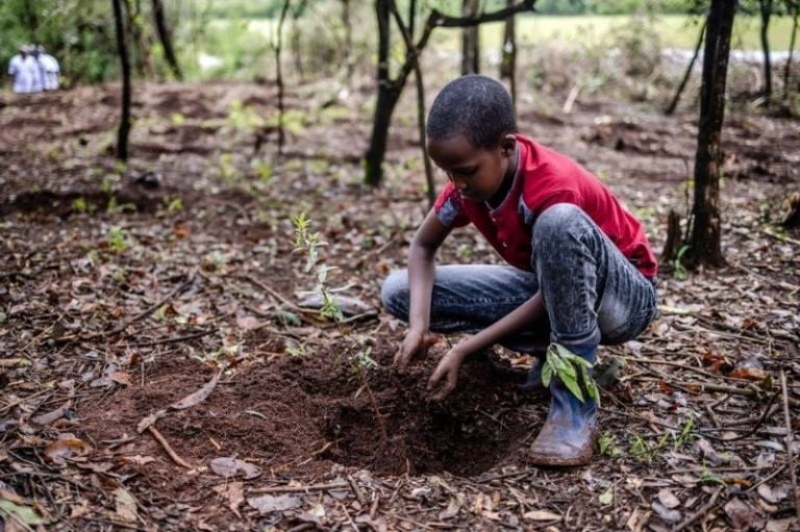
left=461, top=0, right=480, bottom=75
left=389, top=1, right=435, bottom=207
left=290, top=0, right=309, bottom=80
left=364, top=0, right=536, bottom=187
left=342, top=0, right=354, bottom=79
left=112, top=0, right=132, bottom=162
left=687, top=0, right=737, bottom=268
left=275, top=0, right=292, bottom=156
left=784, top=2, right=798, bottom=102
left=365, top=0, right=395, bottom=186
left=665, top=19, right=706, bottom=115
left=499, top=0, right=517, bottom=106
left=22, top=2, right=38, bottom=43
left=759, top=0, right=773, bottom=101
left=152, top=0, right=182, bottom=80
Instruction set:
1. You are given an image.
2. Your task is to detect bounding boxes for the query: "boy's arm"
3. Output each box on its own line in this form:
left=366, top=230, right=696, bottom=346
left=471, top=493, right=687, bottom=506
left=427, top=293, right=545, bottom=399
left=393, top=209, right=452, bottom=370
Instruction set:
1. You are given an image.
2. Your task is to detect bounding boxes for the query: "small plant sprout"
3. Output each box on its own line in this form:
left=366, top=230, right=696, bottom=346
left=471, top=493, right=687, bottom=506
left=292, top=213, right=388, bottom=448
left=166, top=197, right=183, bottom=214
left=72, top=197, right=94, bottom=214
left=107, top=226, right=128, bottom=251
left=673, top=245, right=690, bottom=280
left=673, top=415, right=695, bottom=450
left=598, top=432, right=623, bottom=458
left=541, top=343, right=600, bottom=405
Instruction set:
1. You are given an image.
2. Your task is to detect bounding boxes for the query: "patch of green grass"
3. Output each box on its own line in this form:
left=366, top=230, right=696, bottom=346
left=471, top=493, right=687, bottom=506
left=473, top=15, right=795, bottom=51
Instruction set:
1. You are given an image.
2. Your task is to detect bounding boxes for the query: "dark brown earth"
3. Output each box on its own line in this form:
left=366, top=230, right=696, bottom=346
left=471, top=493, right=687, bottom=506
left=0, top=76, right=799, bottom=531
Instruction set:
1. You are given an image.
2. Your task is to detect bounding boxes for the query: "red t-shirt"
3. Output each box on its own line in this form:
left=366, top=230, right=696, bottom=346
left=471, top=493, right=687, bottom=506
left=433, top=135, right=658, bottom=278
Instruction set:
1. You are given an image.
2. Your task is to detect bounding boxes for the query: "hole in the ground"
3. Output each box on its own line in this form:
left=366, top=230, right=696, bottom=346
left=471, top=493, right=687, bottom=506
left=320, top=359, right=535, bottom=477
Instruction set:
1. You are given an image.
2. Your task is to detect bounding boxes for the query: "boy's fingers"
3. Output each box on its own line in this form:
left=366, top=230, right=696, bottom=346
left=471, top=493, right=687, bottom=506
left=426, top=367, right=443, bottom=391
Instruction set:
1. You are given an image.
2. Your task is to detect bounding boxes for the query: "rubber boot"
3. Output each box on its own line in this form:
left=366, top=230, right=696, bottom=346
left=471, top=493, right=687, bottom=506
left=528, top=343, right=599, bottom=467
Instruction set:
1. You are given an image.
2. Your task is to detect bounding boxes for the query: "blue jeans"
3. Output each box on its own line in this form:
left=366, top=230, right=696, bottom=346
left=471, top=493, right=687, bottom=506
left=381, top=204, right=658, bottom=352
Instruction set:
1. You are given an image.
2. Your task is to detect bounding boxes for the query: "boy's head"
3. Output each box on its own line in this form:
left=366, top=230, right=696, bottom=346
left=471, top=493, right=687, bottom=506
left=426, top=75, right=519, bottom=202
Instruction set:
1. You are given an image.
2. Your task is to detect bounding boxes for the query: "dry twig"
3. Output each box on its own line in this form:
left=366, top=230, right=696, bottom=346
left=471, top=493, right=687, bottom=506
left=249, top=481, right=350, bottom=494
left=670, top=486, right=723, bottom=532
left=147, top=425, right=193, bottom=469
left=781, top=370, right=800, bottom=520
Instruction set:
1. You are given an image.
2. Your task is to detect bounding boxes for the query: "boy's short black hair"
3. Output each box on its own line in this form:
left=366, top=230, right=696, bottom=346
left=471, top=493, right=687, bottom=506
left=427, top=74, right=517, bottom=150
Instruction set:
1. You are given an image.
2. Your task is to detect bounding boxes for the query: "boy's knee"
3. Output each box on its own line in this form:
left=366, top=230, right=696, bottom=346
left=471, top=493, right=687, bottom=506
left=534, top=203, right=584, bottom=241
left=380, top=270, right=409, bottom=318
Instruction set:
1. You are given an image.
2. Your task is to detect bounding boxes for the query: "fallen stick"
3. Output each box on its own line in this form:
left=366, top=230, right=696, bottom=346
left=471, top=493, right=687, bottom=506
left=60, top=274, right=197, bottom=343
left=248, top=482, right=350, bottom=494
left=147, top=425, right=193, bottom=469
left=629, top=376, right=800, bottom=406
left=781, top=370, right=800, bottom=520
left=670, top=486, right=723, bottom=532
left=109, top=275, right=196, bottom=336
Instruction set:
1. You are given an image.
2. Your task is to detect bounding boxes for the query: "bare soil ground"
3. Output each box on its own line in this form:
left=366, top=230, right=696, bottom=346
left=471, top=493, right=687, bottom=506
left=0, top=78, right=799, bottom=531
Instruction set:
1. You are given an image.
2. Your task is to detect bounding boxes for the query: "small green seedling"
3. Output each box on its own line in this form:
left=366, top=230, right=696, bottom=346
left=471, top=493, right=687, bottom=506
left=541, top=343, right=599, bottom=405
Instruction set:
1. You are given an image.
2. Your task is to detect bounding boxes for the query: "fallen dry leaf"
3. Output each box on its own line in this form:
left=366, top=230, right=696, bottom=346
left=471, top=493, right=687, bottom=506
left=651, top=501, right=681, bottom=524
left=235, top=315, right=259, bottom=330
left=725, top=498, right=762, bottom=530
left=523, top=510, right=562, bottom=521
left=31, top=402, right=71, bottom=425
left=114, top=487, right=138, bottom=523
left=169, top=369, right=223, bottom=410
left=213, top=481, right=244, bottom=518
left=247, top=494, right=303, bottom=514
left=44, top=435, right=92, bottom=464
left=209, top=457, right=262, bottom=479
left=757, top=484, right=789, bottom=504
left=657, top=489, right=680, bottom=509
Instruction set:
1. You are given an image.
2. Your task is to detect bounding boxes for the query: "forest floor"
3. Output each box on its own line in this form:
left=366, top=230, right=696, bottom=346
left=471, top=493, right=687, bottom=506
left=0, top=77, right=799, bottom=532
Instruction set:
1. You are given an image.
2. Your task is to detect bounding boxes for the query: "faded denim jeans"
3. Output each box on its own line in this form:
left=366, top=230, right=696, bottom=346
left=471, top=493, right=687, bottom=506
left=381, top=204, right=658, bottom=352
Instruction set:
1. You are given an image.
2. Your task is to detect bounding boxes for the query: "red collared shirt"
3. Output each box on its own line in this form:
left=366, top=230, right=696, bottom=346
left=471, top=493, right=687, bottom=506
left=434, top=135, right=658, bottom=278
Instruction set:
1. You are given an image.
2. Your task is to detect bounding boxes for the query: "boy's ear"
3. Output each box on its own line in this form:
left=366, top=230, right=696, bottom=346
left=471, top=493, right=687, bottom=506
left=500, top=135, right=517, bottom=156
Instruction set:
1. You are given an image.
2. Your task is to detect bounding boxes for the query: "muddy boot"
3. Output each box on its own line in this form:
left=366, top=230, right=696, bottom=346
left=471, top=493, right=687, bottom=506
left=528, top=345, right=598, bottom=467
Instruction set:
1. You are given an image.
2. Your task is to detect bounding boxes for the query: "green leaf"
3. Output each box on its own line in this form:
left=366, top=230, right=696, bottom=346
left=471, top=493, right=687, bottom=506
left=0, top=500, right=47, bottom=525
left=561, top=373, right=585, bottom=402
left=541, top=361, right=553, bottom=388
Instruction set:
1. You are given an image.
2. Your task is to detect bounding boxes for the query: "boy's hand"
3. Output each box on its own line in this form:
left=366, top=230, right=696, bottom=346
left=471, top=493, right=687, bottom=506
left=394, top=328, right=437, bottom=371
left=427, top=347, right=468, bottom=401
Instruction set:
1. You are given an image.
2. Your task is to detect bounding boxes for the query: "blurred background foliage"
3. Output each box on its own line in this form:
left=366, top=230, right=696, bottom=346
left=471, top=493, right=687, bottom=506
left=0, top=0, right=795, bottom=88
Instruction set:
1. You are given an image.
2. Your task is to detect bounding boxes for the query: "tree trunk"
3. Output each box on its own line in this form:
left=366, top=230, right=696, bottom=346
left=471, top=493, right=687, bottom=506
left=342, top=0, right=354, bottom=79
left=687, top=0, right=737, bottom=268
left=152, top=0, right=182, bottom=80
left=759, top=0, right=773, bottom=101
left=389, top=1, right=435, bottom=207
left=499, top=0, right=517, bottom=106
left=364, top=0, right=537, bottom=187
left=275, top=0, right=292, bottom=156
left=461, top=0, right=480, bottom=75
left=784, top=2, right=798, bottom=102
left=112, top=0, right=132, bottom=162
left=21, top=1, right=38, bottom=43
left=365, top=0, right=393, bottom=186
left=665, top=19, right=706, bottom=116
left=290, top=0, right=309, bottom=80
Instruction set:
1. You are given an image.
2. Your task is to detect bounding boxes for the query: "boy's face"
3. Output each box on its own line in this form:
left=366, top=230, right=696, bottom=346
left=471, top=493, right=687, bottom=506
left=427, top=133, right=517, bottom=203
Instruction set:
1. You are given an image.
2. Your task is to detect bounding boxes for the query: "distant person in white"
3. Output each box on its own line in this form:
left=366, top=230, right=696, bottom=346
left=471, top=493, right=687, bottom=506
left=27, top=45, right=46, bottom=93
left=37, top=45, right=60, bottom=91
left=8, top=45, right=32, bottom=93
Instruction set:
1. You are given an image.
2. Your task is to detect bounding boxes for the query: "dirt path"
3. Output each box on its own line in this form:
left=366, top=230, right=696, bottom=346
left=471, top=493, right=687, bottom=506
left=0, top=81, right=798, bottom=531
